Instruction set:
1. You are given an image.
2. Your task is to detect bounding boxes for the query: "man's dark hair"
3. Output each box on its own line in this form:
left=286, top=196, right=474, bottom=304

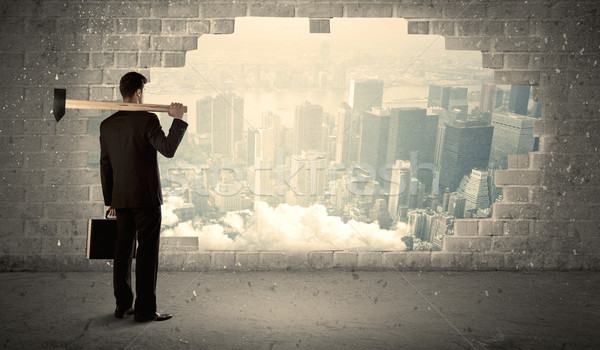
left=119, top=72, right=147, bottom=99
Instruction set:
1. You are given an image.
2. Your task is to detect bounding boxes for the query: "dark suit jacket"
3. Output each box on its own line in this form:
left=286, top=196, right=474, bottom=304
left=100, top=111, right=188, bottom=209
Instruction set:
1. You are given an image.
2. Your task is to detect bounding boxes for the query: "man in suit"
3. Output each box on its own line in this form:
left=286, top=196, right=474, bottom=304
left=100, top=72, right=188, bottom=322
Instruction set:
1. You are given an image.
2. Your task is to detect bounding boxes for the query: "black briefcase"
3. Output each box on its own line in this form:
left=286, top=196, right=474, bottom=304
left=87, top=211, right=136, bottom=259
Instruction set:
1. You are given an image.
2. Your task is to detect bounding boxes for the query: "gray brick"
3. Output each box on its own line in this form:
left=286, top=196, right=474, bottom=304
left=210, top=19, right=235, bottom=35
left=0, top=152, right=24, bottom=169
left=184, top=252, right=211, bottom=270
left=260, top=251, right=286, bottom=269
left=382, top=252, right=408, bottom=269
left=88, top=18, right=114, bottom=34
left=44, top=169, right=99, bottom=186
left=47, top=202, right=102, bottom=220
left=115, top=19, right=138, bottom=34
left=102, top=35, right=150, bottom=51
left=139, top=19, right=161, bottom=34
left=454, top=219, right=478, bottom=236
left=478, top=220, right=504, bottom=236
left=139, top=52, right=161, bottom=68
left=495, top=71, right=540, bottom=85
left=248, top=3, right=294, bottom=17
left=163, top=52, right=186, bottom=68
left=443, top=236, right=492, bottom=253
left=404, top=251, right=432, bottom=268
left=504, top=220, right=531, bottom=236
left=504, top=54, right=531, bottom=69
left=296, top=4, right=343, bottom=18
left=430, top=252, right=455, bottom=269
left=492, top=203, right=541, bottom=220
left=455, top=21, right=483, bottom=36
left=2, top=237, right=42, bottom=255
left=0, top=219, right=24, bottom=238
left=115, top=53, right=138, bottom=68
left=235, top=251, right=260, bottom=269
left=200, top=3, right=246, bottom=18
left=344, top=3, right=393, bottom=18
left=23, top=119, right=56, bottom=135
left=503, top=186, right=530, bottom=202
left=187, top=20, right=210, bottom=35
left=211, top=251, right=235, bottom=269
left=397, top=4, right=442, bottom=19
left=445, top=36, right=490, bottom=51
left=91, top=53, right=114, bottom=68
left=41, top=135, right=99, bottom=152
left=26, top=185, right=90, bottom=202
left=162, top=19, right=186, bottom=34
left=0, top=202, right=44, bottom=220
left=333, top=251, right=357, bottom=268
left=308, top=251, right=334, bottom=269
left=0, top=185, right=25, bottom=201
left=56, top=219, right=88, bottom=237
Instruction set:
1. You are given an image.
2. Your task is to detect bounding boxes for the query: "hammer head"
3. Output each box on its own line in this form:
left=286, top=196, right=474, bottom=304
left=53, top=88, right=66, bottom=122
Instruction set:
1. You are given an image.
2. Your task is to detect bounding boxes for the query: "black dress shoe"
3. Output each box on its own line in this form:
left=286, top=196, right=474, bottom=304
left=134, top=312, right=172, bottom=322
left=114, top=307, right=134, bottom=319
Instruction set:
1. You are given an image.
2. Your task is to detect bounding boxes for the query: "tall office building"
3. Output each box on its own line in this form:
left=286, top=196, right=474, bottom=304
left=246, top=128, right=255, bottom=165
left=211, top=94, right=244, bottom=157
left=293, top=101, right=323, bottom=154
left=488, top=111, right=536, bottom=169
left=438, top=119, right=493, bottom=192
left=428, top=85, right=469, bottom=114
left=447, top=193, right=466, bottom=219
left=195, top=97, right=212, bottom=134
left=480, top=82, right=496, bottom=114
left=357, top=108, right=390, bottom=185
left=288, top=150, right=328, bottom=207
left=457, top=168, right=490, bottom=212
left=508, top=85, right=530, bottom=115
left=386, top=108, right=439, bottom=164
left=335, top=102, right=358, bottom=165
left=349, top=79, right=384, bottom=115
left=388, top=160, right=411, bottom=218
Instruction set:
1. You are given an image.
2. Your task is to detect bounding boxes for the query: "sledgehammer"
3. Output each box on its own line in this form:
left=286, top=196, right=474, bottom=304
left=53, top=88, right=188, bottom=122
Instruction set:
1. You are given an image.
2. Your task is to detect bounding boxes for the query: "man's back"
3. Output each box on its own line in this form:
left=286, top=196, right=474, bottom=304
left=100, top=110, right=187, bottom=209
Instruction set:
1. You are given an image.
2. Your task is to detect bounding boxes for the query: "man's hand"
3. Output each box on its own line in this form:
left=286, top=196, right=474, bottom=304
left=106, top=206, right=116, bottom=217
left=168, top=102, right=185, bottom=120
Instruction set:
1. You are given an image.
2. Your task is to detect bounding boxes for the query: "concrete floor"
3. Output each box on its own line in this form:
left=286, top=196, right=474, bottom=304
left=0, top=270, right=598, bottom=350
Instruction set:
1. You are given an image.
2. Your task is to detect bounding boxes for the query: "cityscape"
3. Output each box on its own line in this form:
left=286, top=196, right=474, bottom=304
left=142, top=18, right=540, bottom=252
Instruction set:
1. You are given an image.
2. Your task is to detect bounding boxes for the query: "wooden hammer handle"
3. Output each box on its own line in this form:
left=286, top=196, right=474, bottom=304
left=65, top=99, right=188, bottom=114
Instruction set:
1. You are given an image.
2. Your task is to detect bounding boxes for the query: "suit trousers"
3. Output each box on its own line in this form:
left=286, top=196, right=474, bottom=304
left=114, top=206, right=162, bottom=314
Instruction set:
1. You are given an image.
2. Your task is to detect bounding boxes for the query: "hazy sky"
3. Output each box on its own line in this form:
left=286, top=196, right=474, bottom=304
left=190, top=17, right=449, bottom=59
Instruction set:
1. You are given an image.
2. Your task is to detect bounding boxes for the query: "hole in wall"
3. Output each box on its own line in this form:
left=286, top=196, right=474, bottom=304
left=137, top=17, right=538, bottom=252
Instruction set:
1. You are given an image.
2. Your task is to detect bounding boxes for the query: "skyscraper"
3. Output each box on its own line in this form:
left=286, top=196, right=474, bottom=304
left=438, top=119, right=493, bottom=192
left=386, top=108, right=439, bottom=165
left=480, top=82, right=496, bottom=114
left=288, top=150, right=328, bottom=207
left=508, top=85, right=530, bottom=115
left=388, top=160, right=411, bottom=218
left=349, top=79, right=384, bottom=115
left=293, top=101, right=323, bottom=154
left=211, top=94, right=244, bottom=157
left=488, top=111, right=536, bottom=169
left=195, top=97, right=211, bottom=134
left=385, top=108, right=439, bottom=191
left=357, top=108, right=390, bottom=185
left=447, top=193, right=466, bottom=219
left=428, top=85, right=468, bottom=114
left=457, top=168, right=490, bottom=212
left=335, top=102, right=357, bottom=165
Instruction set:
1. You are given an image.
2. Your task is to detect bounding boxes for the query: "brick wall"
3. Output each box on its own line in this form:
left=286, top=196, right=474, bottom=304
left=1, top=0, right=598, bottom=271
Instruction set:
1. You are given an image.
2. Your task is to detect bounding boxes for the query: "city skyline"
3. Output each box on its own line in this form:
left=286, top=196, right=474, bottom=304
left=142, top=18, right=537, bottom=252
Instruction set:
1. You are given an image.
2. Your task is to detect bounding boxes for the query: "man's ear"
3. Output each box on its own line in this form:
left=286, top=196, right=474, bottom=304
left=136, top=88, right=142, bottom=97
